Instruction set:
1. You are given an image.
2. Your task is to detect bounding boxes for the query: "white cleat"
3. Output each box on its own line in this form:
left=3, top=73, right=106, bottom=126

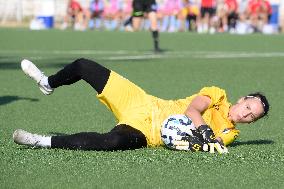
left=13, top=129, right=42, bottom=147
left=21, top=59, right=53, bottom=95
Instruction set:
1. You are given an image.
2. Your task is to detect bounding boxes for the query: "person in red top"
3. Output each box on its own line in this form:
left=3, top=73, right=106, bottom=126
left=61, top=0, right=87, bottom=30
left=247, top=0, right=272, bottom=32
left=70, top=0, right=83, bottom=11
left=218, top=0, right=238, bottom=32
left=198, top=0, right=217, bottom=33
left=259, top=0, right=272, bottom=24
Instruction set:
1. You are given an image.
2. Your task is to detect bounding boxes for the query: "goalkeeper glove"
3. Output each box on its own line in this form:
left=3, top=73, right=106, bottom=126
left=173, top=136, right=228, bottom=154
left=173, top=135, right=207, bottom=152
left=197, top=124, right=218, bottom=143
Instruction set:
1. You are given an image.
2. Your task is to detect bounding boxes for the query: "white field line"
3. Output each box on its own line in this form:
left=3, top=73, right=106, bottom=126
left=1, top=50, right=284, bottom=61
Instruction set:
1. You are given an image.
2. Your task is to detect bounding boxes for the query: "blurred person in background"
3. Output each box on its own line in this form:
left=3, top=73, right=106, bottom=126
left=177, top=0, right=191, bottom=32
left=234, top=0, right=250, bottom=34
left=103, top=0, right=121, bottom=30
left=258, top=0, right=272, bottom=30
left=186, top=0, right=200, bottom=31
left=132, top=0, right=162, bottom=52
left=237, top=0, right=249, bottom=23
left=61, top=0, right=87, bottom=30
left=121, top=0, right=133, bottom=31
left=157, top=0, right=168, bottom=32
left=88, top=0, right=104, bottom=30
left=160, top=0, right=183, bottom=32
left=247, top=0, right=271, bottom=32
left=218, top=0, right=238, bottom=32
left=198, top=0, right=217, bottom=33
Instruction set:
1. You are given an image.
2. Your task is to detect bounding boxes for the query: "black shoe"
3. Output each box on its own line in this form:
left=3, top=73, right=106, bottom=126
left=154, top=47, right=163, bottom=53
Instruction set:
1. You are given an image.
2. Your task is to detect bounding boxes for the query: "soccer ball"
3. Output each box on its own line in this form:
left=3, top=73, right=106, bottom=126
left=161, top=114, right=196, bottom=149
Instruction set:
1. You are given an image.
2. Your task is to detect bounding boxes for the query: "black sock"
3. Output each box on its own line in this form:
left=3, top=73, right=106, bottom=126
left=152, top=30, right=160, bottom=50
left=124, top=16, right=133, bottom=26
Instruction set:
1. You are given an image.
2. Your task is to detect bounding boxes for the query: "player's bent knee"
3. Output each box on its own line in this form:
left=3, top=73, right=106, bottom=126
left=106, top=133, right=144, bottom=151
left=110, top=125, right=147, bottom=150
left=72, top=58, right=108, bottom=73
left=72, top=58, right=90, bottom=71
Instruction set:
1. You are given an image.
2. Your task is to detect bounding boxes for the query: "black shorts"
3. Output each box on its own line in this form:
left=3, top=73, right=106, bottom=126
left=200, top=7, right=216, bottom=18
left=132, top=0, right=158, bottom=17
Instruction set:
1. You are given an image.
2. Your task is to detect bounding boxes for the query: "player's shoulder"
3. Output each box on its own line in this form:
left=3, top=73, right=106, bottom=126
left=198, top=86, right=228, bottom=104
left=200, top=86, right=227, bottom=94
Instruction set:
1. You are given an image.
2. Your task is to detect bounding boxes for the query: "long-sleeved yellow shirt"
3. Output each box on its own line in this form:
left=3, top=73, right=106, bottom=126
left=97, top=71, right=239, bottom=147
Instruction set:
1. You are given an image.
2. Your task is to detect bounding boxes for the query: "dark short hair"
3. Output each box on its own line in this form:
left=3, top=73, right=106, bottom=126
left=244, top=92, right=269, bottom=119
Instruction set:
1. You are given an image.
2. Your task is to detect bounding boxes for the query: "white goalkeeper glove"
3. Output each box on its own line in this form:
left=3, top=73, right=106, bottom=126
left=172, top=136, right=228, bottom=154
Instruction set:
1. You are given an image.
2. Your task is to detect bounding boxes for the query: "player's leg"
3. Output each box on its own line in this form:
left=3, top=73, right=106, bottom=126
left=132, top=0, right=143, bottom=31
left=148, top=11, right=161, bottom=52
left=132, top=17, right=142, bottom=31
left=21, top=58, right=110, bottom=95
left=13, top=124, right=147, bottom=151
left=145, top=0, right=161, bottom=52
left=48, top=58, right=110, bottom=94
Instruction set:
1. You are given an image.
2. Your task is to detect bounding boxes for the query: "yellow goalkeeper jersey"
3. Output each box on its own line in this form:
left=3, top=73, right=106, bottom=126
left=97, top=71, right=240, bottom=147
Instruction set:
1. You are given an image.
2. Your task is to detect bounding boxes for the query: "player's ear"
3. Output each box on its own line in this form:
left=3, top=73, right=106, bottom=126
left=237, top=97, right=245, bottom=104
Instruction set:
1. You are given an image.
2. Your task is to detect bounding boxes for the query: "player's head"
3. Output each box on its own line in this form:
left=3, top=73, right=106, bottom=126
left=228, top=92, right=269, bottom=124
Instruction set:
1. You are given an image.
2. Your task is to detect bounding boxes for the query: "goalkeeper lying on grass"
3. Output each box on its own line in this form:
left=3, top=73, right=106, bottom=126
left=13, top=58, right=269, bottom=154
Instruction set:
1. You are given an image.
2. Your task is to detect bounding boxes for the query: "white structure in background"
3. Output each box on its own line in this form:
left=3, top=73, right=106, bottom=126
left=29, top=0, right=55, bottom=29
left=0, top=0, right=23, bottom=24
left=0, top=0, right=69, bottom=27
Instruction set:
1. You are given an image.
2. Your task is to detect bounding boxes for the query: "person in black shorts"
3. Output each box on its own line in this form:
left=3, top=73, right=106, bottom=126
left=132, top=0, right=161, bottom=52
left=198, top=0, right=217, bottom=33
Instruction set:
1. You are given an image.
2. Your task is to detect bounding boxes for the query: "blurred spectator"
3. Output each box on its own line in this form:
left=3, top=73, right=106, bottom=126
left=218, top=0, right=238, bottom=32
left=233, top=0, right=249, bottom=34
left=61, top=0, right=87, bottom=30
left=121, top=0, right=133, bottom=31
left=238, top=0, right=248, bottom=22
left=103, top=0, right=121, bottom=30
left=53, top=0, right=280, bottom=34
left=247, top=0, right=272, bottom=32
left=247, top=0, right=261, bottom=31
left=178, top=0, right=190, bottom=32
left=198, top=0, right=217, bottom=33
left=156, top=0, right=165, bottom=31
left=87, top=0, right=104, bottom=30
left=160, top=0, right=183, bottom=32
left=186, top=0, right=200, bottom=31
left=259, top=0, right=272, bottom=25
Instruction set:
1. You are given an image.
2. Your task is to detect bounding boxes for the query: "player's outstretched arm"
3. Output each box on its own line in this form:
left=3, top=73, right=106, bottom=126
left=184, top=96, right=228, bottom=153
left=184, top=95, right=218, bottom=143
left=184, top=95, right=211, bottom=128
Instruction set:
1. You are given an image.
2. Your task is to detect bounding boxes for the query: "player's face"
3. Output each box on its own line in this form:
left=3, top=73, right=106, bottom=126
left=228, top=98, right=264, bottom=123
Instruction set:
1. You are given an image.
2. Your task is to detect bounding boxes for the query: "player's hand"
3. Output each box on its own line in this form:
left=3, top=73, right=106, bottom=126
left=197, top=125, right=218, bottom=143
left=196, top=125, right=229, bottom=154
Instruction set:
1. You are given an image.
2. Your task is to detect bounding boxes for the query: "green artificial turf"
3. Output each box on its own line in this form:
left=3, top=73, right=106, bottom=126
left=0, top=28, right=284, bottom=189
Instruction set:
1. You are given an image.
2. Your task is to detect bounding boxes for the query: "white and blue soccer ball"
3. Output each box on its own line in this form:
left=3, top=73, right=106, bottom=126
left=161, top=114, right=196, bottom=149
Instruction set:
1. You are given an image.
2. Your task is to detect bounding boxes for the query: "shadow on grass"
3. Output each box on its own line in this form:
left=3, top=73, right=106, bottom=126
left=0, top=95, right=39, bottom=106
left=0, top=56, right=71, bottom=70
left=230, top=139, right=274, bottom=147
